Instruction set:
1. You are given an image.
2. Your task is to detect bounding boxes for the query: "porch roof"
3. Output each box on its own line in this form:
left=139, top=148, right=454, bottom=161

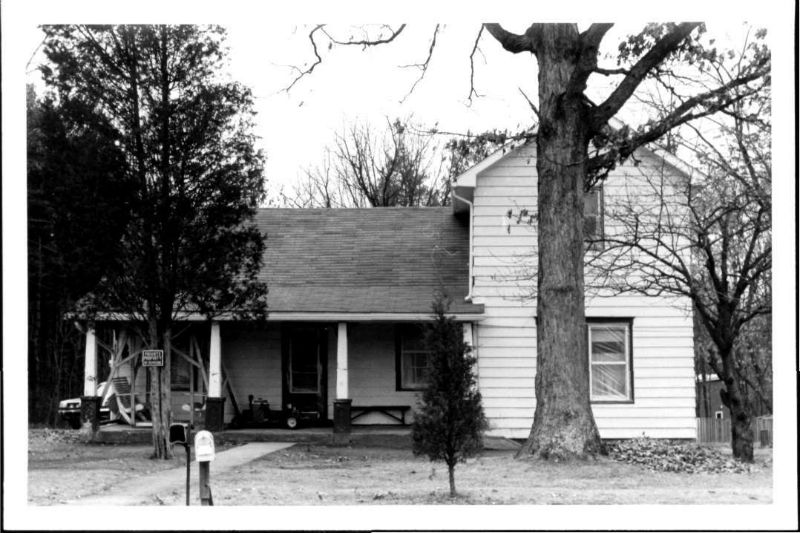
left=256, top=208, right=483, bottom=316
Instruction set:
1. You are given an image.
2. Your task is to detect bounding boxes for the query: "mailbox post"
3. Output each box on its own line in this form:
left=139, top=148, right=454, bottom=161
left=194, top=430, right=215, bottom=506
left=169, top=423, right=191, bottom=506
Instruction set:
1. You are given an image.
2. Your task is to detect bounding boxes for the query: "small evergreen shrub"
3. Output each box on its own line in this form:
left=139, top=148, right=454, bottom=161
left=412, top=294, right=488, bottom=497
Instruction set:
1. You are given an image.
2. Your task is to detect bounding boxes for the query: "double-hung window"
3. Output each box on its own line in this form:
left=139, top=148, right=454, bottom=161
left=396, top=327, right=432, bottom=391
left=588, top=320, right=633, bottom=402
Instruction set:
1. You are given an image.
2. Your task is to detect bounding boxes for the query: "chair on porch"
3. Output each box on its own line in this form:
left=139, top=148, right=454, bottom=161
left=108, top=377, right=150, bottom=424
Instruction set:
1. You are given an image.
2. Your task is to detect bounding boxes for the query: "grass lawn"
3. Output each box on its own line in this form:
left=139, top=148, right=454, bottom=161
left=28, top=429, right=772, bottom=505
left=27, top=428, right=232, bottom=505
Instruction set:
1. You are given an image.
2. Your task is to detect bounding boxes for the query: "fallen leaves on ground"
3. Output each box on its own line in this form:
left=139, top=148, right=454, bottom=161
left=607, top=437, right=758, bottom=474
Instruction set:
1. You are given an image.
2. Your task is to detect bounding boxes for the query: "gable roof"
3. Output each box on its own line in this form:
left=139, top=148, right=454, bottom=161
left=451, top=139, right=531, bottom=213
left=256, top=208, right=482, bottom=316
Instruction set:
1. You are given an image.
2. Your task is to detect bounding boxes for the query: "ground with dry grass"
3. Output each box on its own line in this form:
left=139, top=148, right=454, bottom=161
left=27, top=428, right=231, bottom=505
left=28, top=429, right=772, bottom=505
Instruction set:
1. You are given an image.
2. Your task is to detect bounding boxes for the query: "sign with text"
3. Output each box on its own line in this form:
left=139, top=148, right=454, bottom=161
left=142, top=349, right=165, bottom=367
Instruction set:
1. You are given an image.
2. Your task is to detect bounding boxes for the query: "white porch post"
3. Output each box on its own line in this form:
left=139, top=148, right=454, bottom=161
left=336, top=322, right=349, bottom=399
left=209, top=321, right=222, bottom=397
left=333, top=322, right=351, bottom=440
left=83, top=324, right=98, bottom=397
left=205, top=321, right=226, bottom=431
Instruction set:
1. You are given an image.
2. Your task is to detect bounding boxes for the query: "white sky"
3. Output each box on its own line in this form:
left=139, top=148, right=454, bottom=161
left=3, top=0, right=798, bottom=530
left=22, top=20, right=762, bottom=197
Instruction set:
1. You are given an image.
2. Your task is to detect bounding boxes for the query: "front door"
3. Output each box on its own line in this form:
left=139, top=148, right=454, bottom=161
left=282, top=325, right=327, bottom=420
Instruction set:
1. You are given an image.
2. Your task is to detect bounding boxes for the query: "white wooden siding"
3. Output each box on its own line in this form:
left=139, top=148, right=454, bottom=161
left=470, top=142, right=696, bottom=439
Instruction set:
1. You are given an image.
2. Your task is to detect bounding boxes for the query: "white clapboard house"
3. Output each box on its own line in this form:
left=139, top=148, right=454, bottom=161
left=81, top=140, right=696, bottom=440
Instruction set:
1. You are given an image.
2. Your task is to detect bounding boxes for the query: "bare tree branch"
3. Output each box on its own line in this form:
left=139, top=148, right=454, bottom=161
left=467, top=25, right=485, bottom=104
left=399, top=24, right=440, bottom=103
left=285, top=24, right=408, bottom=92
left=566, top=23, right=615, bottom=95
left=586, top=70, right=768, bottom=178
left=322, top=24, right=407, bottom=47
left=283, top=24, right=325, bottom=92
left=483, top=23, right=535, bottom=54
left=593, top=66, right=631, bottom=76
left=592, top=22, right=701, bottom=130
left=518, top=87, right=539, bottom=119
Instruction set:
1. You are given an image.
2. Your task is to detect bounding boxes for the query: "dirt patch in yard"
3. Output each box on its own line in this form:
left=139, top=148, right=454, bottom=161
left=150, top=444, right=773, bottom=506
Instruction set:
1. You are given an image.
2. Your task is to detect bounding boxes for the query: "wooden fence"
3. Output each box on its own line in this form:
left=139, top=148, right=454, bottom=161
left=696, top=416, right=773, bottom=446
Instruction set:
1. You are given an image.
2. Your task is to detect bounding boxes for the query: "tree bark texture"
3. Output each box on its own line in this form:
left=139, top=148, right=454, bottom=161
left=448, top=463, right=456, bottom=498
left=719, top=348, right=754, bottom=462
left=148, top=322, right=173, bottom=459
left=517, top=25, right=603, bottom=459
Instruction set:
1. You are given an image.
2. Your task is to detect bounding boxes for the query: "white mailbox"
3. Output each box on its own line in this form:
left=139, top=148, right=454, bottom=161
left=194, top=430, right=216, bottom=462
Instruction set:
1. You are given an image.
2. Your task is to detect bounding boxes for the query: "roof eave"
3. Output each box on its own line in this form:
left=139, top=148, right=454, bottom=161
left=92, top=309, right=486, bottom=323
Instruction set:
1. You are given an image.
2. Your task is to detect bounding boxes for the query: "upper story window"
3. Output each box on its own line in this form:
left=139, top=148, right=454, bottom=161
left=584, top=187, right=604, bottom=244
left=588, top=320, right=633, bottom=402
left=396, top=326, right=432, bottom=391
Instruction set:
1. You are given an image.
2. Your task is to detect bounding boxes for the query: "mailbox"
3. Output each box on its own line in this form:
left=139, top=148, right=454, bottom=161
left=169, top=423, right=189, bottom=445
left=194, top=430, right=216, bottom=462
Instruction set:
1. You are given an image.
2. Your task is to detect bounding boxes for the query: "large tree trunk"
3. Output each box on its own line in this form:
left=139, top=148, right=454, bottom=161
left=149, top=322, right=173, bottom=459
left=517, top=25, right=603, bottom=459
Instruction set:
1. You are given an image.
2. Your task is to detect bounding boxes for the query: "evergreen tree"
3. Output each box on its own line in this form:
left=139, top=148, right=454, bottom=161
left=412, top=294, right=487, bottom=497
left=27, top=87, right=135, bottom=424
left=40, top=25, right=268, bottom=458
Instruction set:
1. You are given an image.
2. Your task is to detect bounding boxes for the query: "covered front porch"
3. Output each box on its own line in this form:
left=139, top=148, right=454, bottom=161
left=80, top=316, right=480, bottom=434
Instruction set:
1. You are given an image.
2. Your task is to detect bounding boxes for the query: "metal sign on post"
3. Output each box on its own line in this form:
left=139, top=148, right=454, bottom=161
left=194, top=430, right=215, bottom=506
left=142, top=349, right=165, bottom=367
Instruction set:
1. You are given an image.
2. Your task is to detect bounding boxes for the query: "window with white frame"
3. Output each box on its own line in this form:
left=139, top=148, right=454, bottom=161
left=588, top=321, right=632, bottom=402
left=397, top=328, right=431, bottom=391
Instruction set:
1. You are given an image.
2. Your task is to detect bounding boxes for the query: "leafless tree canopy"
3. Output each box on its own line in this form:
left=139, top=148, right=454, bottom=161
left=586, top=60, right=772, bottom=417
left=286, top=118, right=450, bottom=208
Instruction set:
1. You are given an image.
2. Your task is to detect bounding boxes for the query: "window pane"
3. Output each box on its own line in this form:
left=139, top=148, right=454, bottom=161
left=583, top=216, right=597, bottom=239
left=401, top=328, right=431, bottom=389
left=583, top=189, right=601, bottom=240
left=584, top=189, right=599, bottom=216
left=591, top=326, right=626, bottom=362
left=592, top=364, right=627, bottom=399
left=412, top=352, right=429, bottom=383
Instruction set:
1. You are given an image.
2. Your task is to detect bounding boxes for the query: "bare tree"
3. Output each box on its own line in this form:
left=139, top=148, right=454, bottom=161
left=288, top=118, right=449, bottom=208
left=285, top=23, right=770, bottom=459
left=585, top=64, right=771, bottom=460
